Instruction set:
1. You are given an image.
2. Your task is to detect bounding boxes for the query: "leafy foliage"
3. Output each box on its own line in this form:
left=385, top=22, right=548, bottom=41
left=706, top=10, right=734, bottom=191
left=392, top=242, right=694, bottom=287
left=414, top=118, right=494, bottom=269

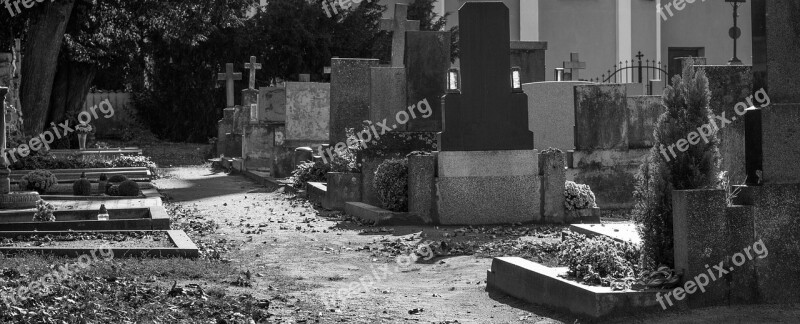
left=558, top=233, right=641, bottom=286
left=32, top=200, right=56, bottom=222
left=10, top=154, right=157, bottom=175
left=19, top=170, right=58, bottom=194
left=117, top=180, right=141, bottom=197
left=374, top=158, right=408, bottom=212
left=564, top=181, right=598, bottom=211
left=72, top=172, right=92, bottom=196
left=632, top=65, right=721, bottom=269
left=290, top=161, right=331, bottom=189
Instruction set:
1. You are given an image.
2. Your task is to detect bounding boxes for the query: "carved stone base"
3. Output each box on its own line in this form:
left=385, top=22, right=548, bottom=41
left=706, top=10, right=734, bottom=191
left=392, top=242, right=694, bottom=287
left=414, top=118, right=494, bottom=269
left=0, top=192, right=41, bottom=209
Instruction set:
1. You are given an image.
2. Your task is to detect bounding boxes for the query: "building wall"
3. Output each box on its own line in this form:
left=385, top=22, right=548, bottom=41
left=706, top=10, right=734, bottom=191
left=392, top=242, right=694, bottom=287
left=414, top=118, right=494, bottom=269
left=539, top=0, right=618, bottom=81
left=660, top=0, right=753, bottom=68
left=444, top=0, right=521, bottom=41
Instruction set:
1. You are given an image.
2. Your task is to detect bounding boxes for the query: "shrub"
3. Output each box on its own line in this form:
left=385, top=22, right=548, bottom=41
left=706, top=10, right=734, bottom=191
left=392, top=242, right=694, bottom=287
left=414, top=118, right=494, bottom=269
left=564, top=181, right=598, bottom=211
left=107, top=185, right=120, bottom=196
left=108, top=174, right=128, bottom=183
left=32, top=199, right=56, bottom=222
left=99, top=173, right=108, bottom=181
left=72, top=172, right=92, bottom=196
left=374, top=158, right=408, bottom=212
left=558, top=233, right=641, bottom=286
left=290, top=161, right=330, bottom=189
left=118, top=180, right=140, bottom=197
left=19, top=170, right=58, bottom=194
left=632, top=65, right=721, bottom=269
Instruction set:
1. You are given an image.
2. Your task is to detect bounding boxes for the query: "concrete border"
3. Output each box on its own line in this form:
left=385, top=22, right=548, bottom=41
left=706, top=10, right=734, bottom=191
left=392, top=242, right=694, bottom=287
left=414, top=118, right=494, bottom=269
left=0, top=230, right=198, bottom=258
left=344, top=202, right=426, bottom=225
left=487, top=257, right=671, bottom=319
left=0, top=206, right=170, bottom=231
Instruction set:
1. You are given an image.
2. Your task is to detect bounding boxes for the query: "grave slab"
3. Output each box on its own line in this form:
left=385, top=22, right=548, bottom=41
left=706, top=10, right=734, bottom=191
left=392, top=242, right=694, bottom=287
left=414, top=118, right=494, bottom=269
left=258, top=86, right=286, bottom=123
left=437, top=150, right=540, bottom=225
left=487, top=257, right=671, bottom=319
left=522, top=81, right=591, bottom=151
left=672, top=189, right=730, bottom=307
left=761, top=104, right=800, bottom=184
left=369, top=67, right=406, bottom=128
left=752, top=183, right=800, bottom=303
left=539, top=149, right=565, bottom=223
left=408, top=154, right=437, bottom=224
left=438, top=2, right=533, bottom=152
left=0, top=230, right=198, bottom=258
left=330, top=59, right=379, bottom=145
left=567, top=223, right=641, bottom=245
left=0, top=206, right=169, bottom=231
left=573, top=84, right=628, bottom=150
left=344, top=202, right=425, bottom=226
left=510, top=41, right=547, bottom=84
left=626, top=96, right=664, bottom=149
left=285, top=82, right=330, bottom=147
left=404, top=31, right=449, bottom=132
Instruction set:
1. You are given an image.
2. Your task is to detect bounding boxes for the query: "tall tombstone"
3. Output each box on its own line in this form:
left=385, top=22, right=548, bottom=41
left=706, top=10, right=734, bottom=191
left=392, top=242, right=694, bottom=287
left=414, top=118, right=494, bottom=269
left=438, top=3, right=532, bottom=151
left=217, top=63, right=242, bottom=157
left=436, top=2, right=540, bottom=225
left=510, top=41, right=548, bottom=84
left=285, top=82, right=330, bottom=148
left=330, top=58, right=379, bottom=145
left=404, top=30, right=450, bottom=132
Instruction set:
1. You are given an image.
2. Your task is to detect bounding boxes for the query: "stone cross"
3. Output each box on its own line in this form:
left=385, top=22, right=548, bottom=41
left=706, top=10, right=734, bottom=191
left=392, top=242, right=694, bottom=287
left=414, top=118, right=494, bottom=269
left=562, top=53, right=586, bottom=80
left=217, top=63, right=242, bottom=108
left=380, top=3, right=420, bottom=67
left=244, top=56, right=262, bottom=90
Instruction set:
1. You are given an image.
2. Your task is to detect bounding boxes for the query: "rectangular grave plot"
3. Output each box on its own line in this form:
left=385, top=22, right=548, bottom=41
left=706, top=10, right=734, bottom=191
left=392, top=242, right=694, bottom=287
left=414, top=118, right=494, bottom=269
left=0, top=230, right=197, bottom=258
left=0, top=206, right=169, bottom=231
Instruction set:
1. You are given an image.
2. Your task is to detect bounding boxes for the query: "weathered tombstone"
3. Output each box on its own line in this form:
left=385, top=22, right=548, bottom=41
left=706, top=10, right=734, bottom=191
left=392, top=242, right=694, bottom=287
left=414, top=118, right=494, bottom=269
left=523, top=81, right=591, bottom=151
left=284, top=82, right=330, bottom=148
left=573, top=84, right=628, bottom=150
left=216, top=63, right=242, bottom=157
left=510, top=41, right=548, bottom=84
left=562, top=53, right=586, bottom=81
left=329, top=58, right=379, bottom=145
left=436, top=2, right=540, bottom=224
left=404, top=30, right=450, bottom=132
left=380, top=3, right=420, bottom=68
left=626, top=95, right=664, bottom=149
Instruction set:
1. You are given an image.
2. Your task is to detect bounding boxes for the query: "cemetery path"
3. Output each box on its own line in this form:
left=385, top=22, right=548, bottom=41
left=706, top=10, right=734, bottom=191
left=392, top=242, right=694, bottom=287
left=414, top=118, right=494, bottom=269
left=153, top=166, right=800, bottom=324
left=153, top=166, right=576, bottom=323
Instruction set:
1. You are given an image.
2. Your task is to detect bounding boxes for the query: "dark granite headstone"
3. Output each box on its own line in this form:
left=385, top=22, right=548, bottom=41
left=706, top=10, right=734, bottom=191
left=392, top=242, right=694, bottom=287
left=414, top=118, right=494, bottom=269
left=404, top=31, right=450, bottom=132
left=330, top=58, right=379, bottom=145
left=764, top=0, right=800, bottom=103
left=438, top=2, right=533, bottom=151
left=510, top=41, right=548, bottom=84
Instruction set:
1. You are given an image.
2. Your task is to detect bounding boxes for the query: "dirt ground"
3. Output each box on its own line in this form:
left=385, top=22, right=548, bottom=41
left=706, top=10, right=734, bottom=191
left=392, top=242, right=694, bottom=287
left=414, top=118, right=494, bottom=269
left=154, top=166, right=800, bottom=323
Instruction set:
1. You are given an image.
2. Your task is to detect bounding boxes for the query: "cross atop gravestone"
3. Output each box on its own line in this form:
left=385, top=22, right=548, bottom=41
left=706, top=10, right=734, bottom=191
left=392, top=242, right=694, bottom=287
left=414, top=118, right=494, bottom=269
left=563, top=53, right=586, bottom=80
left=438, top=2, right=533, bottom=151
left=218, top=63, right=242, bottom=108
left=380, top=3, right=420, bottom=67
left=244, top=56, right=262, bottom=90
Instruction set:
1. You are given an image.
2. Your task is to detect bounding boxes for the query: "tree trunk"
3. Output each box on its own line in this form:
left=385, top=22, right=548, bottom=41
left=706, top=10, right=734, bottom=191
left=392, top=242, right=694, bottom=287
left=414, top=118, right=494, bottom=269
left=48, top=60, right=97, bottom=124
left=47, top=60, right=96, bottom=149
left=19, top=0, right=76, bottom=136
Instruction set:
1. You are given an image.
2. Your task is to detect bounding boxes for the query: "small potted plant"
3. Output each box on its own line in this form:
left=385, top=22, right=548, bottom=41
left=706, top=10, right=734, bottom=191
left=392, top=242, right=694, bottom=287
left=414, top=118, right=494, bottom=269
left=75, top=123, right=93, bottom=150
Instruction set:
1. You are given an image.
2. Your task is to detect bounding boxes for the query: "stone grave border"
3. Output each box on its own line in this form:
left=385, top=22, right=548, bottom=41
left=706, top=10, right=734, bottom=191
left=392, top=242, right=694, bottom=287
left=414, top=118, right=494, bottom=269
left=0, top=230, right=198, bottom=258
left=487, top=257, right=675, bottom=319
left=0, top=205, right=169, bottom=231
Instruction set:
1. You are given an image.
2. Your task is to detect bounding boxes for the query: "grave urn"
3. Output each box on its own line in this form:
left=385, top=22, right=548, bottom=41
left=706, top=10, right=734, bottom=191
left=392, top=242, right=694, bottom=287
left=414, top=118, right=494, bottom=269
left=78, top=133, right=88, bottom=150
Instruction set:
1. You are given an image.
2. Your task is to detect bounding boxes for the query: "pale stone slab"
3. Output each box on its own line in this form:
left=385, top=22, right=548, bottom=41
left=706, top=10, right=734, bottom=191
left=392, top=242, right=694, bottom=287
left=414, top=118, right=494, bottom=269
left=523, top=81, right=591, bottom=151
left=285, top=82, right=330, bottom=143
